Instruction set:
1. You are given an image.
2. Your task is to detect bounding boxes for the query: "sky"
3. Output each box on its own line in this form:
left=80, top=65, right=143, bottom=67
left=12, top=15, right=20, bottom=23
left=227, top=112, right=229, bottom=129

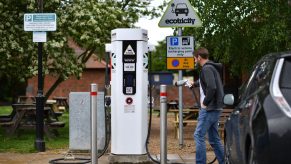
left=135, top=1, right=174, bottom=46
left=135, top=17, right=173, bottom=46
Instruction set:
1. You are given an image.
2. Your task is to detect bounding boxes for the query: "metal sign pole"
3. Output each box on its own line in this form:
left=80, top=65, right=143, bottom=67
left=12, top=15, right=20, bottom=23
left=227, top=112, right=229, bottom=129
left=158, top=0, right=202, bottom=149
left=178, top=28, right=184, bottom=147
left=35, top=0, right=45, bottom=152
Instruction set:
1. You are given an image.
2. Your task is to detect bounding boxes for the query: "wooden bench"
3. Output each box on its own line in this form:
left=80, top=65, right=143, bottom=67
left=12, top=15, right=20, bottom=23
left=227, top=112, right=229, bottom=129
left=0, top=121, right=15, bottom=127
left=44, top=121, right=66, bottom=138
left=173, top=119, right=198, bottom=139
left=53, top=97, right=69, bottom=111
left=46, top=100, right=63, bottom=120
left=48, top=121, right=65, bottom=128
left=172, top=108, right=199, bottom=138
left=58, top=106, right=66, bottom=112
left=173, top=108, right=233, bottom=139
left=17, top=96, right=36, bottom=104
left=217, top=109, right=233, bottom=138
left=153, top=100, right=179, bottom=117
left=0, top=104, right=65, bottom=138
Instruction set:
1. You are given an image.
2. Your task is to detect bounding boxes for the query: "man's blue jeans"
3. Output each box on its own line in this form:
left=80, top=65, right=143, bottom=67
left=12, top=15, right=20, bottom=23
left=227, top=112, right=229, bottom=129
left=194, top=108, right=224, bottom=164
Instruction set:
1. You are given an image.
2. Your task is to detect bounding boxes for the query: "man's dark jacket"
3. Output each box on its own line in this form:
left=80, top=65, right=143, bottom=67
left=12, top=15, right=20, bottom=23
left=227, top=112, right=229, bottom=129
left=199, top=61, right=224, bottom=111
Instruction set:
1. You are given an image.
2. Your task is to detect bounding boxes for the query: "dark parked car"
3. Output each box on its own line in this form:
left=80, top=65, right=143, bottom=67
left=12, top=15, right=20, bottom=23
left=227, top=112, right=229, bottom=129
left=223, top=51, right=291, bottom=164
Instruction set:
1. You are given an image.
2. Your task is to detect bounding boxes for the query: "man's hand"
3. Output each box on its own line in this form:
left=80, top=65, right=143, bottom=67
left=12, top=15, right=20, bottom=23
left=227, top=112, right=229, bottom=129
left=201, top=103, right=207, bottom=109
left=185, top=80, right=193, bottom=88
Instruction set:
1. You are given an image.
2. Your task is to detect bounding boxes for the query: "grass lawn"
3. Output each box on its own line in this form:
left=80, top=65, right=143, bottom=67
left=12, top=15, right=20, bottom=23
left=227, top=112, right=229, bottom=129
left=0, top=106, right=69, bottom=153
left=0, top=106, right=13, bottom=115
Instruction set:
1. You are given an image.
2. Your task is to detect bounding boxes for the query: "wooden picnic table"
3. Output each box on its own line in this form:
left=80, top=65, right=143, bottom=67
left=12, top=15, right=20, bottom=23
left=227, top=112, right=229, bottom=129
left=46, top=100, right=63, bottom=120
left=17, top=96, right=36, bottom=104
left=154, top=100, right=233, bottom=139
left=172, top=108, right=233, bottom=139
left=53, top=97, right=69, bottom=111
left=170, top=108, right=199, bottom=138
left=0, top=103, right=65, bottom=138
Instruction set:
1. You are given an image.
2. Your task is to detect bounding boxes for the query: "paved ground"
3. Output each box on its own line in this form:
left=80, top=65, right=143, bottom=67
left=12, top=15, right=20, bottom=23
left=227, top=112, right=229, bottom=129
left=0, top=113, right=220, bottom=163
left=0, top=152, right=219, bottom=164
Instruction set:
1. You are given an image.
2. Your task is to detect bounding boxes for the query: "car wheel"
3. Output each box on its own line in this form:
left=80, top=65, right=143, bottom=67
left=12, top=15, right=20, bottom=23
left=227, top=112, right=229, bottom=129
left=224, top=137, right=231, bottom=164
left=247, top=145, right=257, bottom=164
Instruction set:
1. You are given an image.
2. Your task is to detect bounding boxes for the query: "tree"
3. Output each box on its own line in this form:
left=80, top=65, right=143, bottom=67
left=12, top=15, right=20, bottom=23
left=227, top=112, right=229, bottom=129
left=183, top=0, right=291, bottom=75
left=0, top=0, right=164, bottom=100
left=150, top=40, right=168, bottom=72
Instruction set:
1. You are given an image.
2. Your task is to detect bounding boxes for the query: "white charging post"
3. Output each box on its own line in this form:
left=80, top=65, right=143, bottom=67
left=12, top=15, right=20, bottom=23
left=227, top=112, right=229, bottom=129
left=109, top=28, right=149, bottom=162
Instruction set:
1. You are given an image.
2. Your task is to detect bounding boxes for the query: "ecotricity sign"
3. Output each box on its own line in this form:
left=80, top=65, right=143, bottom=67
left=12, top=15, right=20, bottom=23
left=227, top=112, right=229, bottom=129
left=165, top=18, right=196, bottom=25
left=159, top=0, right=202, bottom=27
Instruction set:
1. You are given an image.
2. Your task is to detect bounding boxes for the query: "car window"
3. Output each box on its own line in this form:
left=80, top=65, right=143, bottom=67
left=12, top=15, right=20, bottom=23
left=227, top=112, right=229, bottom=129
left=240, top=66, right=258, bottom=99
left=280, top=57, right=291, bottom=88
left=243, top=59, right=274, bottom=98
left=256, top=61, right=268, bottom=83
left=239, top=57, right=275, bottom=102
left=255, top=59, right=274, bottom=86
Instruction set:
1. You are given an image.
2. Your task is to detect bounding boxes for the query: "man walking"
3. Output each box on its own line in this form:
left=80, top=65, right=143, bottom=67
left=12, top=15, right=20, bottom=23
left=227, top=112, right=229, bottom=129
left=193, top=47, right=224, bottom=164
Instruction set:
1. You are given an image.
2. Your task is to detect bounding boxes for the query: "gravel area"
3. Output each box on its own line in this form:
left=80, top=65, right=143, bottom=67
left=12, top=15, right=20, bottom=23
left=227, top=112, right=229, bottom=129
left=148, top=113, right=196, bottom=155
left=0, top=112, right=220, bottom=164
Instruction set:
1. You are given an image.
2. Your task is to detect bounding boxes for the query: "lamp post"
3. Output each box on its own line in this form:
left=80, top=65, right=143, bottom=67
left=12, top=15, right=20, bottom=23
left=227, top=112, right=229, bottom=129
left=35, top=0, right=45, bottom=152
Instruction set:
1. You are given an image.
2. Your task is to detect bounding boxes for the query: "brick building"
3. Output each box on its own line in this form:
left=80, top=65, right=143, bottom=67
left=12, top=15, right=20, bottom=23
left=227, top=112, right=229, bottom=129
left=26, top=56, right=107, bottom=99
left=26, top=38, right=109, bottom=99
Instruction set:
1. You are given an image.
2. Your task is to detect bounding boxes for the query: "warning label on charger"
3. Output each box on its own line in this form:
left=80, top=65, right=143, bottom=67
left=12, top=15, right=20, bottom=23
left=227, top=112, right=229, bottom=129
left=124, top=105, right=135, bottom=113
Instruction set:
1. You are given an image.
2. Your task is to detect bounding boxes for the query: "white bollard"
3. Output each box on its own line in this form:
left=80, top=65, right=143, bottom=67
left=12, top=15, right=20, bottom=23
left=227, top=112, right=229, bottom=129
left=160, top=85, right=167, bottom=164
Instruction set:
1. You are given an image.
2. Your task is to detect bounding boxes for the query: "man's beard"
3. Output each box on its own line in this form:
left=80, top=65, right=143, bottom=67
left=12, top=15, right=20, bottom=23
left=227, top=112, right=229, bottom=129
left=195, top=62, right=200, bottom=69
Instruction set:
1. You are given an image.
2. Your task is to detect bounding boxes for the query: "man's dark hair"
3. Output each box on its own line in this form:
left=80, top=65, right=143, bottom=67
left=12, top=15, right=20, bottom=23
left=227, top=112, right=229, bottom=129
left=194, top=47, right=209, bottom=59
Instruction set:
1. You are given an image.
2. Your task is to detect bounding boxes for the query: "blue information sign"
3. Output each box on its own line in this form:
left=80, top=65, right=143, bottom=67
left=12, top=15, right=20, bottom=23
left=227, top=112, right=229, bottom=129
left=24, top=13, right=57, bottom=31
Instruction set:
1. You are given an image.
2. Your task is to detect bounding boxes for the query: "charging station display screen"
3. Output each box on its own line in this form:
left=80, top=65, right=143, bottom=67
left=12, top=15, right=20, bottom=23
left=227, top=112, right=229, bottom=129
left=125, top=74, right=134, bottom=86
left=123, top=41, right=137, bottom=95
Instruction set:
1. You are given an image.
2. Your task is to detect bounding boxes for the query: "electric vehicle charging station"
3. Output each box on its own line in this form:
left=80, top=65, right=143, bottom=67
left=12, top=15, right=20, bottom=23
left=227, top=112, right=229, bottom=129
left=109, top=28, right=149, bottom=162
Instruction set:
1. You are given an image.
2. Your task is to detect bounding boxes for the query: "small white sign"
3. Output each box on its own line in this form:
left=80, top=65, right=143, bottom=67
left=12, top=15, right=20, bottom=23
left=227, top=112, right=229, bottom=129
left=159, top=0, right=202, bottom=27
left=33, top=32, right=47, bottom=42
left=124, top=63, right=135, bottom=71
left=24, top=13, right=57, bottom=31
left=167, top=36, right=194, bottom=57
left=124, top=45, right=135, bottom=55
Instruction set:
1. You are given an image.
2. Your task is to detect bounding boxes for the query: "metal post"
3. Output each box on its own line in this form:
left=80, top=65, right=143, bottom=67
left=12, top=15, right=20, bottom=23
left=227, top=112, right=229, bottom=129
left=35, top=0, right=45, bottom=152
left=91, top=84, right=98, bottom=164
left=160, top=85, right=167, bottom=164
left=178, top=27, right=184, bottom=147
